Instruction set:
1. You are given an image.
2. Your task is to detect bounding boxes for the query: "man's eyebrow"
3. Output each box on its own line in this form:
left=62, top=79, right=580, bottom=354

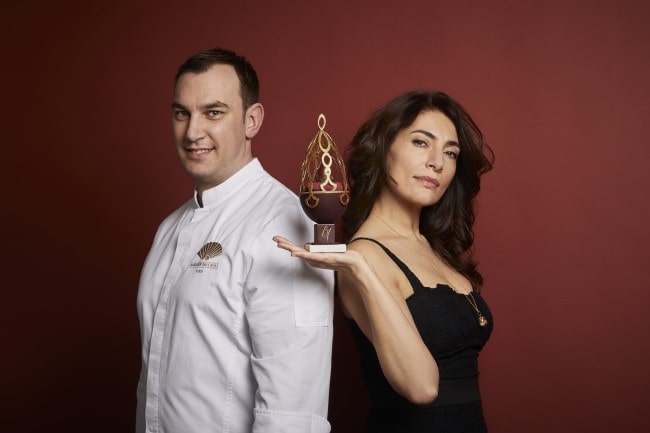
left=411, top=129, right=460, bottom=147
left=201, top=101, right=229, bottom=110
left=170, top=101, right=230, bottom=110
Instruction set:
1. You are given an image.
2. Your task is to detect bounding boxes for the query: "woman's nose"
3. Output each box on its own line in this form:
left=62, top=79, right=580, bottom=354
left=427, top=149, right=444, bottom=173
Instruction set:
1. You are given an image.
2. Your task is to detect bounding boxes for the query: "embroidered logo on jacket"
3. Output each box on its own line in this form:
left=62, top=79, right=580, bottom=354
left=190, top=242, right=223, bottom=270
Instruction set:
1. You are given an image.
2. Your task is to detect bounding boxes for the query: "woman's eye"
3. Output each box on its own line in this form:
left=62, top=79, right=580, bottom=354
left=413, top=139, right=428, bottom=147
left=445, top=151, right=459, bottom=160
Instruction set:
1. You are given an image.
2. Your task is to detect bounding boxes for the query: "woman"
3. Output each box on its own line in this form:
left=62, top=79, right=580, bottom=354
left=274, top=90, right=494, bottom=432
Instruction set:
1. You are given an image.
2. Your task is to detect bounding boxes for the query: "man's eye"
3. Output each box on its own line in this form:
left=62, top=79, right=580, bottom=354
left=174, top=111, right=189, bottom=120
left=208, top=110, right=223, bottom=117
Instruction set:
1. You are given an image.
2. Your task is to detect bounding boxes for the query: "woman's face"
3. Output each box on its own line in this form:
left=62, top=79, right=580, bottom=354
left=384, top=110, right=460, bottom=209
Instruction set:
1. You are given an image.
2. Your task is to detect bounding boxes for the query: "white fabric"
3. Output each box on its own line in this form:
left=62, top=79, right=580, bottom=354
left=136, top=159, right=334, bottom=433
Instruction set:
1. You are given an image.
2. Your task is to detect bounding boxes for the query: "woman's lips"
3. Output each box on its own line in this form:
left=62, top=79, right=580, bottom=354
left=415, top=176, right=440, bottom=188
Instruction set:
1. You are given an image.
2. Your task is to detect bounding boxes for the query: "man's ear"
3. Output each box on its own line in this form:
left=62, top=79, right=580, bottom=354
left=244, top=103, right=264, bottom=139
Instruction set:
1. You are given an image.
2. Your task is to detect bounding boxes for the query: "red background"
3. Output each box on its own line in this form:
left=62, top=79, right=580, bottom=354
left=3, top=1, right=649, bottom=432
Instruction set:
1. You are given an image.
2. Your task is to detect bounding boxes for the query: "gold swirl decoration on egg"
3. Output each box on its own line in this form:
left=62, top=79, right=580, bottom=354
left=197, top=242, right=223, bottom=260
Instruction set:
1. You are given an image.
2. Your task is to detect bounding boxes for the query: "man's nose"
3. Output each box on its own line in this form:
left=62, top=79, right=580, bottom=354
left=185, top=115, right=206, bottom=142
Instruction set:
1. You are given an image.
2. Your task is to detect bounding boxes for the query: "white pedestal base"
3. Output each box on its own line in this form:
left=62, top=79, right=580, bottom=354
left=305, top=243, right=347, bottom=253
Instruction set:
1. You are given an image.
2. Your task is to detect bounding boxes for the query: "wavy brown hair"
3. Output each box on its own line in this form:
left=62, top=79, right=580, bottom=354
left=342, top=90, right=494, bottom=289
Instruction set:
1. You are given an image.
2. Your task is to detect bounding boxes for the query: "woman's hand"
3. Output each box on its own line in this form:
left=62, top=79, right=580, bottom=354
left=272, top=235, right=366, bottom=274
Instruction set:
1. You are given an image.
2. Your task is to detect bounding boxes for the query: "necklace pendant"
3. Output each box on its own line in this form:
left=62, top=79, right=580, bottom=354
left=478, top=315, right=488, bottom=327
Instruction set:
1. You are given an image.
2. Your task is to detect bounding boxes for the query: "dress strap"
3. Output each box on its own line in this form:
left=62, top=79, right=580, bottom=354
left=349, top=237, right=425, bottom=291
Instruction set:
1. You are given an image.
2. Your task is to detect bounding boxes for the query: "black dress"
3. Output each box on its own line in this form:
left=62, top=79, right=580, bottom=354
left=347, top=238, right=493, bottom=433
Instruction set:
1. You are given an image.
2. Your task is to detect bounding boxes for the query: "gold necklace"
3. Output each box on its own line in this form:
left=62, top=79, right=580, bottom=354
left=376, top=213, right=488, bottom=327
left=465, top=292, right=488, bottom=327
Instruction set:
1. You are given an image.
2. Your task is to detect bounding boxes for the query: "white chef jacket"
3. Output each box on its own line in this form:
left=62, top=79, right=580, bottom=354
left=136, top=159, right=334, bottom=433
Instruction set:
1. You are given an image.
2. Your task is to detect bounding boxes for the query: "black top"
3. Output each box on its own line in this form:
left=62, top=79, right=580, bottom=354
left=347, top=237, right=493, bottom=411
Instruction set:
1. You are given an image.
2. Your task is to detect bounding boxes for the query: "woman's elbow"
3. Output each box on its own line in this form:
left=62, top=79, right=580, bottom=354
left=404, top=385, right=438, bottom=405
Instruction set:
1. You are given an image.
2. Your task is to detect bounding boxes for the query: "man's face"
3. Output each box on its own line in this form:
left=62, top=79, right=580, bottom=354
left=172, top=64, right=253, bottom=192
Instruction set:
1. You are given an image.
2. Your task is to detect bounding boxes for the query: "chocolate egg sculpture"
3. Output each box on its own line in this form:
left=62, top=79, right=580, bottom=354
left=300, top=114, right=349, bottom=252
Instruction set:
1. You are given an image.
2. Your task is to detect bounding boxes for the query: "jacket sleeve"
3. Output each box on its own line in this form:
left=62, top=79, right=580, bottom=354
left=244, top=211, right=334, bottom=433
left=135, top=366, right=146, bottom=433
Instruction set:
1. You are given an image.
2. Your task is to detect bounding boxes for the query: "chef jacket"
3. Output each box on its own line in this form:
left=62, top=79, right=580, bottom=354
left=136, top=159, right=334, bottom=433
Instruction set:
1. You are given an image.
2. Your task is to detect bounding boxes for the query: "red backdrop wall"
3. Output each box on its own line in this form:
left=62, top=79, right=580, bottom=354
left=3, top=1, right=649, bottom=432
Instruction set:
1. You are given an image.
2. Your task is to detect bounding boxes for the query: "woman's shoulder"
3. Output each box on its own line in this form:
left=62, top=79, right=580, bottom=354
left=347, top=225, right=386, bottom=255
left=348, top=232, right=401, bottom=275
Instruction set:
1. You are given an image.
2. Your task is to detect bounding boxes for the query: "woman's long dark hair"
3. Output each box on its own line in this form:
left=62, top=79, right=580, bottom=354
left=342, top=91, right=494, bottom=289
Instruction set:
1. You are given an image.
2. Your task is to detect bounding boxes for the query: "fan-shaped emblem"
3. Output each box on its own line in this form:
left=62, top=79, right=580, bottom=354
left=197, top=242, right=223, bottom=260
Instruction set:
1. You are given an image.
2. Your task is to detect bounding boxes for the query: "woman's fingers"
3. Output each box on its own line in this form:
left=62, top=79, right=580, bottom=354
left=273, top=235, right=363, bottom=274
left=272, top=236, right=304, bottom=254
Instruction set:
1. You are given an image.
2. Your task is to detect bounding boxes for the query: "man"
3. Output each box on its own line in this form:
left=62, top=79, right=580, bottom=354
left=136, top=48, right=334, bottom=433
